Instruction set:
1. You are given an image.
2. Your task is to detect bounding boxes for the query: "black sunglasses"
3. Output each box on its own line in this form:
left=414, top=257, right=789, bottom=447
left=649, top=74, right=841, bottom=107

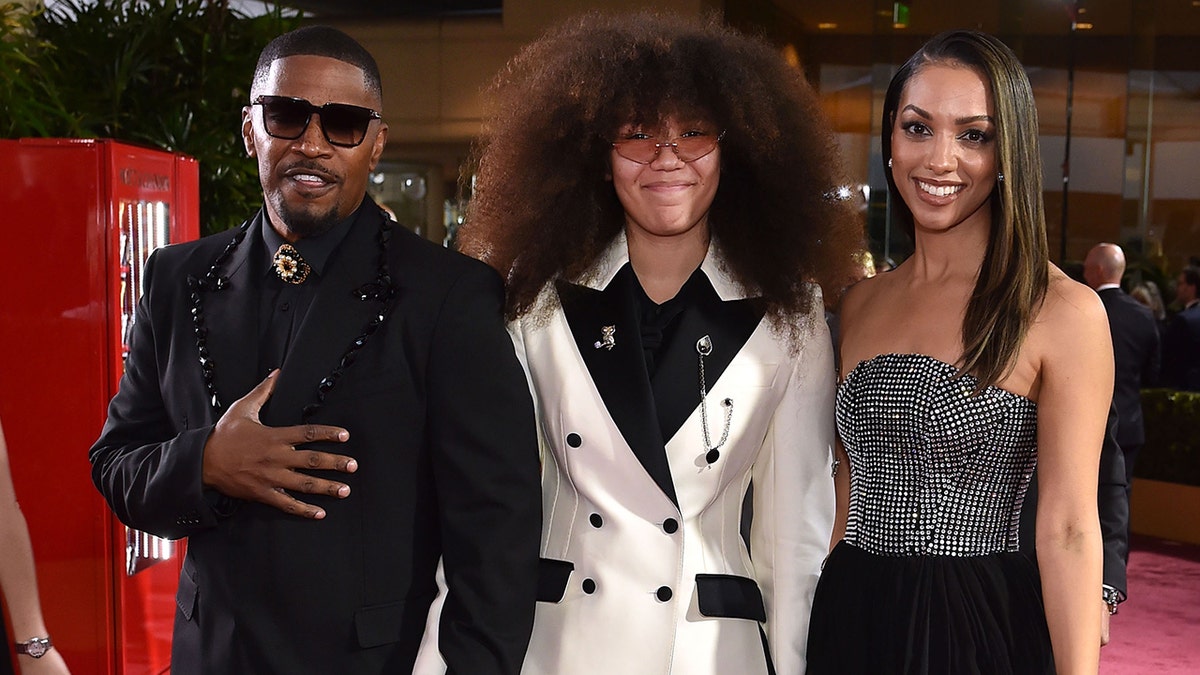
left=252, top=95, right=381, bottom=148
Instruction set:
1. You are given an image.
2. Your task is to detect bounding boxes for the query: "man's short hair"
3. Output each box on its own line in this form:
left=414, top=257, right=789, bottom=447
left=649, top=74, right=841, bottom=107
left=1183, top=265, right=1200, bottom=290
left=253, top=25, right=382, bottom=101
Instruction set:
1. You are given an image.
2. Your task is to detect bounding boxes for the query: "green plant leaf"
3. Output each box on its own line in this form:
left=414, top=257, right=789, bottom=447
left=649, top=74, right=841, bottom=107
left=3, top=0, right=300, bottom=235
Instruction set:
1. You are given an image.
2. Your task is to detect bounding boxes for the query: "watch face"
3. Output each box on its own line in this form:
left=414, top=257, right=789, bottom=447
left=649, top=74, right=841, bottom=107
left=21, top=639, right=48, bottom=658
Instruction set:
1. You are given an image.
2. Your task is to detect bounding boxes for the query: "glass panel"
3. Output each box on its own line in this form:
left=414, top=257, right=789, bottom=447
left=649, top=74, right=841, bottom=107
left=1033, top=66, right=1130, bottom=262
left=820, top=63, right=881, bottom=258
left=126, top=527, right=175, bottom=576
left=118, top=198, right=176, bottom=575
left=1144, top=69, right=1200, bottom=276
left=368, top=163, right=441, bottom=242
left=120, top=200, right=170, bottom=360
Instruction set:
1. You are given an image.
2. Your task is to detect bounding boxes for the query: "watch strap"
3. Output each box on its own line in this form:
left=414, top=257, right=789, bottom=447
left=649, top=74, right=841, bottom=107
left=14, top=636, right=52, bottom=658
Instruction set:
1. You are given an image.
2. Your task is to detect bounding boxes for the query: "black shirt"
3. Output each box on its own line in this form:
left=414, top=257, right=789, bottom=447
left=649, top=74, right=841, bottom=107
left=630, top=265, right=707, bottom=380
left=258, top=208, right=358, bottom=374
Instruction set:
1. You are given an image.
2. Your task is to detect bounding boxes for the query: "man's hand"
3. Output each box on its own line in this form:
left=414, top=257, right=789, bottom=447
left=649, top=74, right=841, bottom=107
left=201, top=370, right=356, bottom=519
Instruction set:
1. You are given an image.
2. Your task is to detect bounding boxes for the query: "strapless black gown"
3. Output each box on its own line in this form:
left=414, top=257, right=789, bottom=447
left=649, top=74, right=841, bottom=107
left=807, top=353, right=1054, bottom=674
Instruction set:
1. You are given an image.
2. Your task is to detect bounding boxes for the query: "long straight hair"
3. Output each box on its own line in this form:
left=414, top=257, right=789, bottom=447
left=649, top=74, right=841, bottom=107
left=881, top=30, right=1049, bottom=389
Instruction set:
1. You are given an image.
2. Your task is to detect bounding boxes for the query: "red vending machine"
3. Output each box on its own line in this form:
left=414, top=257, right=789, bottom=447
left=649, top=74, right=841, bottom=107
left=0, top=138, right=200, bottom=674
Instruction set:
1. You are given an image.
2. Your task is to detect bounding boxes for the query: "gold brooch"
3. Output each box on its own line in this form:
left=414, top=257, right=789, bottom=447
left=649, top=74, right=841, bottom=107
left=273, top=243, right=310, bottom=284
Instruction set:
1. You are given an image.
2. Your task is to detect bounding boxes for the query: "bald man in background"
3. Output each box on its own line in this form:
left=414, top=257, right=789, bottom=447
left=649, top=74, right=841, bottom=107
left=1083, top=243, right=1161, bottom=494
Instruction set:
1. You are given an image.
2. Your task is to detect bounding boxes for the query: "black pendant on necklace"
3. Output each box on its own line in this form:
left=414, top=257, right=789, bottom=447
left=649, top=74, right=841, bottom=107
left=188, top=217, right=396, bottom=421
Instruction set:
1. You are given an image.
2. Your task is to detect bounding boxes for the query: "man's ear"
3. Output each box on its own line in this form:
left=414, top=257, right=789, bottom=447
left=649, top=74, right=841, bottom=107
left=242, top=106, right=256, bottom=157
left=367, top=121, right=389, bottom=171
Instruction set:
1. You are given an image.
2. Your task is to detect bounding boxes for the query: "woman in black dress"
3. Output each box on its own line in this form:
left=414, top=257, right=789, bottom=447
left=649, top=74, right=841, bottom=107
left=807, top=30, right=1109, bottom=674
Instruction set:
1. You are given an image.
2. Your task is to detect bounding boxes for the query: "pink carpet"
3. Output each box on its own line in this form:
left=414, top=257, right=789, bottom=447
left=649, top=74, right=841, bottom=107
left=1101, top=535, right=1200, bottom=674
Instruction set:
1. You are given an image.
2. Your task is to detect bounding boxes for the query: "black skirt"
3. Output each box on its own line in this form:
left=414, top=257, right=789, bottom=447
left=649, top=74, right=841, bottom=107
left=806, top=541, right=1055, bottom=674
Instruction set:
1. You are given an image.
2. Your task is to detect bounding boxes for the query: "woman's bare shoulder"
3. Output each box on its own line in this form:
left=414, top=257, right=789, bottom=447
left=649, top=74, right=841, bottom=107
left=1041, top=265, right=1105, bottom=326
left=839, top=270, right=896, bottom=322
left=1030, top=264, right=1109, bottom=360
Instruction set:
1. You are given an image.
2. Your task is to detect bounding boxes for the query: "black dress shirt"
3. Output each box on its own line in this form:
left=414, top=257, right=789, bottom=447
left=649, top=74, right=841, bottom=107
left=258, top=210, right=357, bottom=373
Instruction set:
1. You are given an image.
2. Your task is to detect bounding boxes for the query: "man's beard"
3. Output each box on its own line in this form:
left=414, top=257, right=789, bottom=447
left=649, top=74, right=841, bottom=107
left=271, top=193, right=341, bottom=240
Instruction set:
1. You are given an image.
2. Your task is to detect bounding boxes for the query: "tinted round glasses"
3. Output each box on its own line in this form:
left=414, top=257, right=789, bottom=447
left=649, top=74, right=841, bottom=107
left=612, top=130, right=726, bottom=164
left=252, top=95, right=381, bottom=148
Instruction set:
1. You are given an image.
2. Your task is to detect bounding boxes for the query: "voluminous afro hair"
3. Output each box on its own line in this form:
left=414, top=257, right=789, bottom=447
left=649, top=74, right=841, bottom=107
left=456, top=11, right=864, bottom=324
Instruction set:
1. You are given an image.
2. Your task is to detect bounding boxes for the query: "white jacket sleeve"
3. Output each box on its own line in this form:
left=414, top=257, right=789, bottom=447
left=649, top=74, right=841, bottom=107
left=751, top=296, right=838, bottom=673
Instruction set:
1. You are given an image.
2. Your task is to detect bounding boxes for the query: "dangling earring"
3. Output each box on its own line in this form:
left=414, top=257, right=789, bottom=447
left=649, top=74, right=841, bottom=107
left=887, top=158, right=893, bottom=169
left=997, top=173, right=1005, bottom=183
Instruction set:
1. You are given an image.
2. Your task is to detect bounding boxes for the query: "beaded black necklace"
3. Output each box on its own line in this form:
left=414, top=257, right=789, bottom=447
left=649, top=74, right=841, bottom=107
left=186, top=215, right=397, bottom=422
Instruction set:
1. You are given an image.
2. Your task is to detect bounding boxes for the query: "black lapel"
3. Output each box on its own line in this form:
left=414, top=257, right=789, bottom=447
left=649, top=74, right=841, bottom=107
left=650, top=274, right=764, bottom=445
left=263, top=205, right=387, bottom=426
left=558, top=265, right=678, bottom=506
left=202, top=216, right=263, bottom=414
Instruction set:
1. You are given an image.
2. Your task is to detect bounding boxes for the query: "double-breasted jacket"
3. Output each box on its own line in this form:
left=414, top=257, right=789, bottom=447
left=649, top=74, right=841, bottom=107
left=512, top=236, right=837, bottom=674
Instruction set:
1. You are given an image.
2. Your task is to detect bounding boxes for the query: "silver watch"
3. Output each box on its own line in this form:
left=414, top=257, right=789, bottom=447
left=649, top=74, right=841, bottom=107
left=1102, top=585, right=1123, bottom=616
left=15, top=636, right=52, bottom=658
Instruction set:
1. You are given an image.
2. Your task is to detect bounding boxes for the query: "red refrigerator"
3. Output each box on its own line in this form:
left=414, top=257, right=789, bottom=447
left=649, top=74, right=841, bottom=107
left=0, top=138, right=199, bottom=674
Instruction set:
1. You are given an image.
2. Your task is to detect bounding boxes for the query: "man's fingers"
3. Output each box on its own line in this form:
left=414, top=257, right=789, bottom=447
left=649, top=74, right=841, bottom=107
left=265, top=489, right=327, bottom=520
left=290, top=449, right=358, bottom=474
left=288, top=473, right=352, bottom=498
left=284, top=423, right=350, bottom=445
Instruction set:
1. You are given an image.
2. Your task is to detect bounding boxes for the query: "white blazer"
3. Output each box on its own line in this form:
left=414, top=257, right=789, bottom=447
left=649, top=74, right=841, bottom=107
left=513, top=235, right=837, bottom=675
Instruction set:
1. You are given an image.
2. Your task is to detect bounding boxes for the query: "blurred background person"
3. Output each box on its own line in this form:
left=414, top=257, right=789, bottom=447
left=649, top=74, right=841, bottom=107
left=1163, top=265, right=1200, bottom=390
left=1073, top=242, right=1161, bottom=641
left=1, top=419, right=70, bottom=675
left=1083, top=243, right=1160, bottom=495
left=1130, top=280, right=1168, bottom=339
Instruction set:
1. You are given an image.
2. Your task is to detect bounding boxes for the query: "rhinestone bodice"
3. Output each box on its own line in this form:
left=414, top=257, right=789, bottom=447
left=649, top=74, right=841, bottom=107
left=838, top=353, right=1038, bottom=557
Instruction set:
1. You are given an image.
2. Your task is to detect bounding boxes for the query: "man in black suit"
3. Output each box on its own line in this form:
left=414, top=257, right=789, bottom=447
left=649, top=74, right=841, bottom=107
left=1083, top=243, right=1161, bottom=491
left=89, top=26, right=540, bottom=674
left=1163, top=265, right=1200, bottom=391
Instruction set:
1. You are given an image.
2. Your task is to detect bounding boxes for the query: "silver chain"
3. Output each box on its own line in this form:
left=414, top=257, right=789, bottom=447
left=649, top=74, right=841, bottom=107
left=696, top=335, right=733, bottom=458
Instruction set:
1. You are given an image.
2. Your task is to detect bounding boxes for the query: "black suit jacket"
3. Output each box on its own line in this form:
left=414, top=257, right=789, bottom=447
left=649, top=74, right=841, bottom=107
left=90, top=203, right=541, bottom=674
left=1098, top=287, right=1160, bottom=447
left=1163, top=303, right=1200, bottom=391
left=1020, top=402, right=1127, bottom=597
